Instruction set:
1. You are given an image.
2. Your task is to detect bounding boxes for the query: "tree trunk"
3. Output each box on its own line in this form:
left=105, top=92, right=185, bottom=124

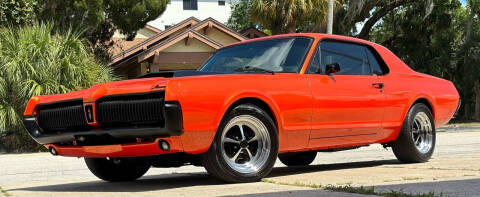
left=475, top=80, right=480, bottom=121
left=327, top=0, right=334, bottom=34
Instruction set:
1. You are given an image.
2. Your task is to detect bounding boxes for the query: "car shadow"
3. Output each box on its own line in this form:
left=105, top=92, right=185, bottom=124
left=268, top=159, right=401, bottom=178
left=8, top=159, right=401, bottom=193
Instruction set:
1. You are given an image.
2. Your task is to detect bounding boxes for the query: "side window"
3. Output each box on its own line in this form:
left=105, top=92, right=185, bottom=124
left=320, top=41, right=371, bottom=75
left=306, top=48, right=322, bottom=74
left=365, top=48, right=384, bottom=75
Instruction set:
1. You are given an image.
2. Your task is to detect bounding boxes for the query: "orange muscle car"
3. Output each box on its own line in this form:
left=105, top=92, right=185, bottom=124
left=23, top=33, right=460, bottom=182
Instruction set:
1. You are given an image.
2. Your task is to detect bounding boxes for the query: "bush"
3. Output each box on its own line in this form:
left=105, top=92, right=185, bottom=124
left=0, top=22, right=118, bottom=152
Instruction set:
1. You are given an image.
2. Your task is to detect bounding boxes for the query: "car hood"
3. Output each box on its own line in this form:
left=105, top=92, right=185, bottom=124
left=32, top=70, right=224, bottom=104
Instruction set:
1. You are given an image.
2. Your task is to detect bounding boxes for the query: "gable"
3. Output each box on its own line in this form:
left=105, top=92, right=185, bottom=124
left=163, top=38, right=216, bottom=52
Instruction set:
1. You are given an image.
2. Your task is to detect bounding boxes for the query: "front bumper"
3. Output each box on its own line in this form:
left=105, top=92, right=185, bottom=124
left=23, top=103, right=183, bottom=145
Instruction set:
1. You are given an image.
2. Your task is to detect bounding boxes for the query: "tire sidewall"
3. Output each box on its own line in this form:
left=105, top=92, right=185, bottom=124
left=400, top=103, right=436, bottom=161
left=211, top=104, right=279, bottom=181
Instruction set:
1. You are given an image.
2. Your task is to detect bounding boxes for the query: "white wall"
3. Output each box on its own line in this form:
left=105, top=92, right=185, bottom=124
left=148, top=0, right=232, bottom=30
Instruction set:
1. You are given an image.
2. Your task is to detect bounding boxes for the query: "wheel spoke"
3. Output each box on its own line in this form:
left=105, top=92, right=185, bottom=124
left=239, top=125, right=246, bottom=141
left=415, top=135, right=421, bottom=145
left=414, top=120, right=420, bottom=130
left=245, top=148, right=254, bottom=160
left=230, top=149, right=243, bottom=162
left=247, top=135, right=259, bottom=143
left=224, top=137, right=240, bottom=144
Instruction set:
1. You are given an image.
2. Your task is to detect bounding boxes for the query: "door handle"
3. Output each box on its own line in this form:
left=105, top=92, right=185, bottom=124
left=372, top=83, right=384, bottom=89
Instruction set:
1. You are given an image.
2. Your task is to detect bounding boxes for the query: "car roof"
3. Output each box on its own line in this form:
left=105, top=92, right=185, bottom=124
left=228, top=33, right=375, bottom=47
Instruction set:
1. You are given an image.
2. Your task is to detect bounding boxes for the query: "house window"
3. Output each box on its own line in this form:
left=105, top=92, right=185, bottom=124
left=218, top=1, right=225, bottom=6
left=183, top=0, right=198, bottom=10
left=164, top=25, right=172, bottom=29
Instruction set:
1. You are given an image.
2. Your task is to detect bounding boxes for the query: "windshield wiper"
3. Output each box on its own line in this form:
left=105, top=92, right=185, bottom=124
left=234, top=66, right=275, bottom=75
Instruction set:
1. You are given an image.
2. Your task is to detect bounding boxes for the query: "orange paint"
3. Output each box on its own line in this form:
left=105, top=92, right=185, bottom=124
left=24, top=33, right=460, bottom=157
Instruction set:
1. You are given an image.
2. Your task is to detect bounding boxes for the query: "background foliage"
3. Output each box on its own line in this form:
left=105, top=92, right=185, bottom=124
left=229, top=0, right=480, bottom=120
left=0, top=23, right=118, bottom=152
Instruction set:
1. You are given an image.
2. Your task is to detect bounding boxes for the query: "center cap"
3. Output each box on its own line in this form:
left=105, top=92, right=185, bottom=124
left=240, top=141, right=248, bottom=148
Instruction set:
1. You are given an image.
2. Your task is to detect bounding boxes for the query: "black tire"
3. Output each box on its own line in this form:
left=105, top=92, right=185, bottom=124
left=391, top=103, right=436, bottom=163
left=85, top=157, right=150, bottom=182
left=201, top=104, right=279, bottom=183
left=278, top=151, right=317, bottom=166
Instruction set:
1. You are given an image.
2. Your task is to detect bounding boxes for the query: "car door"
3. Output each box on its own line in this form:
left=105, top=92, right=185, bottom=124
left=306, top=40, right=386, bottom=147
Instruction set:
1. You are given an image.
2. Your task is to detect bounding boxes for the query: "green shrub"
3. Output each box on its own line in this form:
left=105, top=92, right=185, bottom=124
left=0, top=22, right=118, bottom=152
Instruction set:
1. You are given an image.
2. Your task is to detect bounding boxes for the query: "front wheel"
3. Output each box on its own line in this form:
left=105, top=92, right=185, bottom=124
left=85, top=157, right=150, bottom=182
left=201, top=104, right=279, bottom=183
left=391, top=103, right=435, bottom=163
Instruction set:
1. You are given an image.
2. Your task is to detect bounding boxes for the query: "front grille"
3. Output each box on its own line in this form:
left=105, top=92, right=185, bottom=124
left=96, top=91, right=165, bottom=127
left=36, top=99, right=88, bottom=133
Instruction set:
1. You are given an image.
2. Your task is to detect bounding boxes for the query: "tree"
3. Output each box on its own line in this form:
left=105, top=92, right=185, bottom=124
left=0, top=23, right=118, bottom=152
left=249, top=0, right=341, bottom=34
left=227, top=0, right=255, bottom=31
left=369, top=0, right=480, bottom=120
left=334, top=0, right=437, bottom=38
left=38, top=0, right=170, bottom=62
left=0, top=0, right=38, bottom=26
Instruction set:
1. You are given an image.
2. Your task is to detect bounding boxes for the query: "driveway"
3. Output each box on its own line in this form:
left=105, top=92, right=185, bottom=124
left=1, top=130, right=480, bottom=197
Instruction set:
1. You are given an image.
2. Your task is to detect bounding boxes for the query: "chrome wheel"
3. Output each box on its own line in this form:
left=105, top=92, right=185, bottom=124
left=411, top=112, right=433, bottom=154
left=221, top=115, right=271, bottom=174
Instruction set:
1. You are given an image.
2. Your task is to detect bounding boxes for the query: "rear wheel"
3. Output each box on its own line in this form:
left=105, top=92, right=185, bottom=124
left=391, top=103, right=435, bottom=163
left=85, top=157, right=150, bottom=182
left=279, top=151, right=317, bottom=166
left=201, top=104, right=278, bottom=183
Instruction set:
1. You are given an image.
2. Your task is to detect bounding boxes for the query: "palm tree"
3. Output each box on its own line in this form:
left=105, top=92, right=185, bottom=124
left=0, top=23, right=117, bottom=152
left=249, top=0, right=341, bottom=34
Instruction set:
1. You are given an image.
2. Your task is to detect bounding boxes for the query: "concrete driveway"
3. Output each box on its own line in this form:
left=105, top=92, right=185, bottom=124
left=1, top=130, right=480, bottom=197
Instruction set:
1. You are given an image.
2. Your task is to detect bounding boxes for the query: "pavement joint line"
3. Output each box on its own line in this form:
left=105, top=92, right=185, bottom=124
left=261, top=178, right=440, bottom=197
left=380, top=166, right=480, bottom=171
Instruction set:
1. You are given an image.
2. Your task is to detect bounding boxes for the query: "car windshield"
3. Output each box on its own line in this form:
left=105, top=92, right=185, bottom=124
left=199, top=37, right=312, bottom=73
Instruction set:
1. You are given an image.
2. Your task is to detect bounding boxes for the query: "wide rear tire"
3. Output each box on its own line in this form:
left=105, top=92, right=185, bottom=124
left=201, top=104, right=279, bottom=183
left=391, top=103, right=436, bottom=163
left=279, top=151, right=317, bottom=166
left=85, top=157, right=150, bottom=182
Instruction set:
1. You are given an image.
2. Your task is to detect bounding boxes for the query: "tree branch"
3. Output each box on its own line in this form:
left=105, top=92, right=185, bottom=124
left=358, top=0, right=413, bottom=40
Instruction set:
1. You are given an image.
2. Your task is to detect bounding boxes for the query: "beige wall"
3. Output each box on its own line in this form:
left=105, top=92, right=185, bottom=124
left=204, top=28, right=240, bottom=46
left=163, top=38, right=216, bottom=52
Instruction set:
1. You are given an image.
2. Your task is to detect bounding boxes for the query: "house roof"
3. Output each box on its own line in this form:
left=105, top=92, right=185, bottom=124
left=192, top=17, right=248, bottom=41
left=144, top=24, right=162, bottom=33
left=110, top=17, right=248, bottom=68
left=137, top=29, right=223, bottom=62
left=110, top=17, right=201, bottom=65
left=240, top=27, right=267, bottom=38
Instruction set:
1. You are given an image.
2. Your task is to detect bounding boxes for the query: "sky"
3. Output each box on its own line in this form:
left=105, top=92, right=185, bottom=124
left=461, top=0, right=467, bottom=6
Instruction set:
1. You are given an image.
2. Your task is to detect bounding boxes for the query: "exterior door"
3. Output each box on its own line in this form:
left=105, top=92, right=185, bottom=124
left=306, top=40, right=387, bottom=147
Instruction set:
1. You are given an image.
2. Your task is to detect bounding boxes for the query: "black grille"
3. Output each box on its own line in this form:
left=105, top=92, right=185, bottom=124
left=36, top=99, right=88, bottom=133
left=96, top=91, right=165, bottom=127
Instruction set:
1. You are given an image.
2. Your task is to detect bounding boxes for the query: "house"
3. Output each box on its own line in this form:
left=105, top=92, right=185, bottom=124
left=110, top=17, right=248, bottom=78
left=148, top=0, right=233, bottom=30
left=240, top=27, right=267, bottom=39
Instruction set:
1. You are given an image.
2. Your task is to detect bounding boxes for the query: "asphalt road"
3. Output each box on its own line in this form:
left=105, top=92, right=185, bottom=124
left=1, top=130, right=480, bottom=197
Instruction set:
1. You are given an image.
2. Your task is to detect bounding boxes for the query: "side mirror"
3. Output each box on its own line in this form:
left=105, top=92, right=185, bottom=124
left=326, top=63, right=341, bottom=75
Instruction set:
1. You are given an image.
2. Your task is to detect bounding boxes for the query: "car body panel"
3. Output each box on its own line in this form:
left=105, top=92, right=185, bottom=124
left=23, top=33, right=460, bottom=158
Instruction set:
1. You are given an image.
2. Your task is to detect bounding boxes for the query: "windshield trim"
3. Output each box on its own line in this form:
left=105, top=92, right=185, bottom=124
left=198, top=36, right=314, bottom=74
